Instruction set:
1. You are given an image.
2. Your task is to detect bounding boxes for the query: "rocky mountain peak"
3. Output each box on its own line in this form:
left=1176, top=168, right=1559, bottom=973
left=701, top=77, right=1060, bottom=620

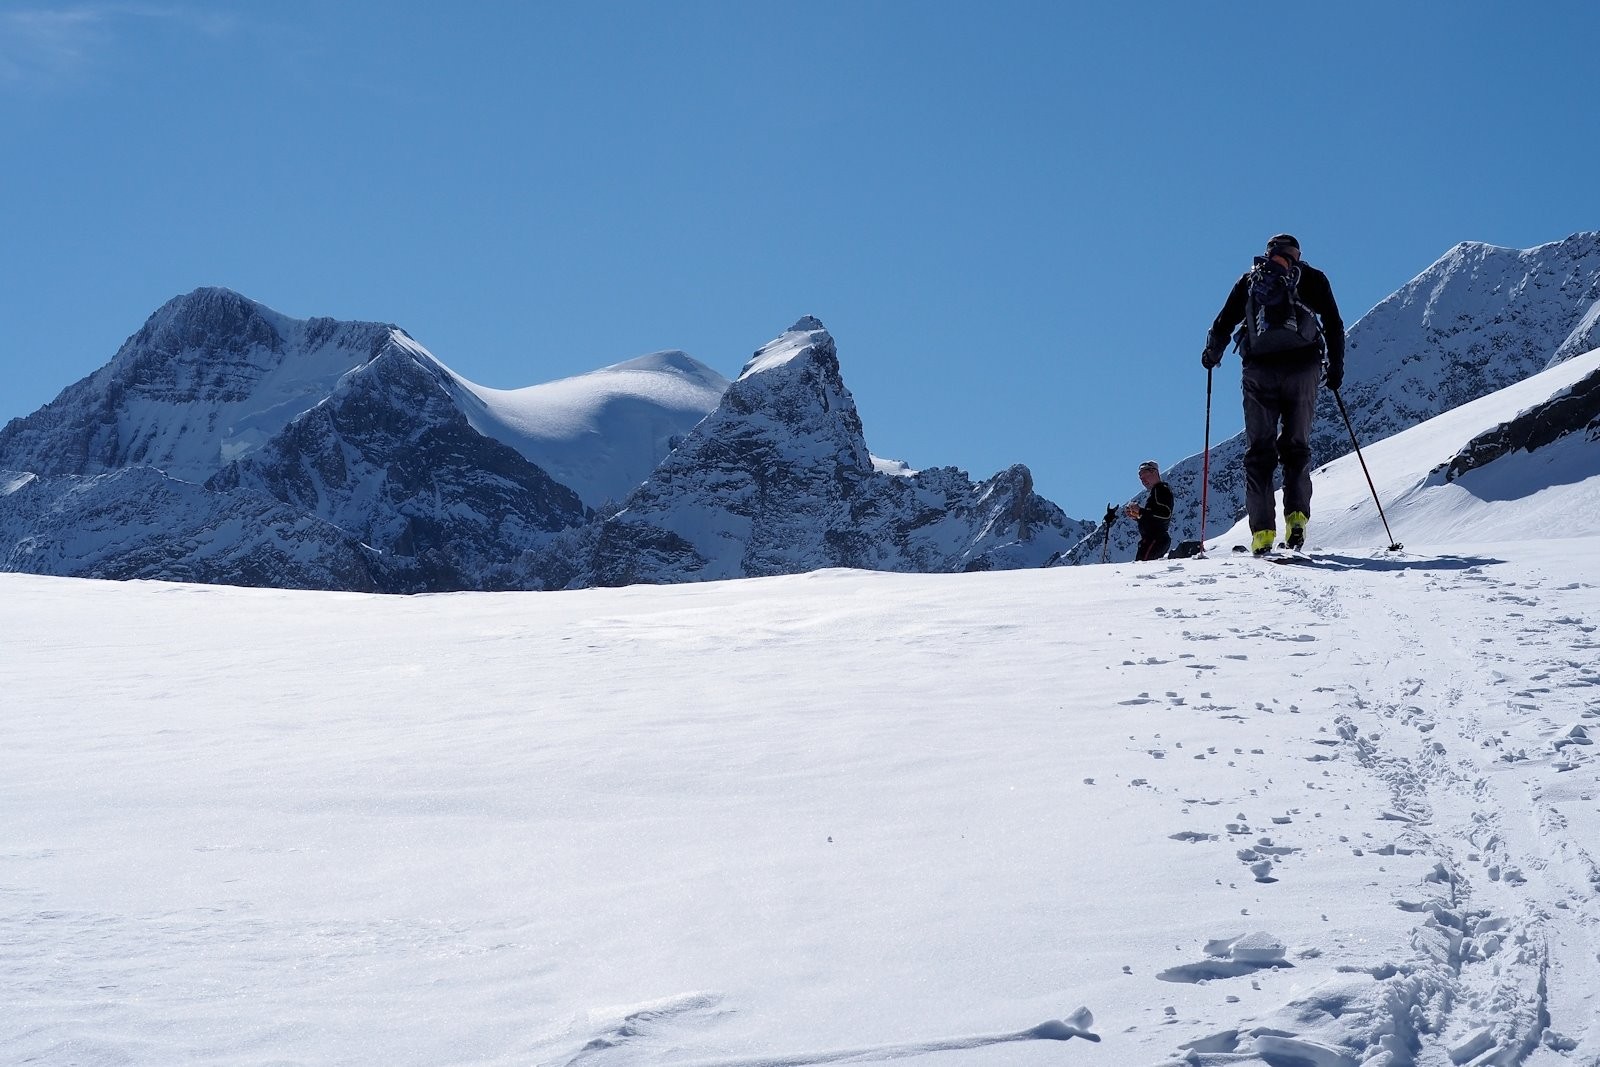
left=562, top=319, right=1090, bottom=587
left=717, top=316, right=871, bottom=474
left=0, top=291, right=409, bottom=481
left=131, top=286, right=290, bottom=357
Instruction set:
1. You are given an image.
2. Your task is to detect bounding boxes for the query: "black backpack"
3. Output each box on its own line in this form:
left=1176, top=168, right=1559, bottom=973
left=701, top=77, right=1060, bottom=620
left=1233, top=256, right=1324, bottom=357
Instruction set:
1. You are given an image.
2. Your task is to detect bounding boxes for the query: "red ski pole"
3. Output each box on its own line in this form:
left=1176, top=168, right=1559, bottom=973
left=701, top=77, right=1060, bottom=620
left=1200, top=367, right=1212, bottom=551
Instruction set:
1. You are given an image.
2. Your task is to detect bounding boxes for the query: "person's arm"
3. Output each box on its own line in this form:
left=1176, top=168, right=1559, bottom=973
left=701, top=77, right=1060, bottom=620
left=1148, top=483, right=1174, bottom=523
left=1302, top=267, right=1346, bottom=372
left=1203, top=275, right=1249, bottom=363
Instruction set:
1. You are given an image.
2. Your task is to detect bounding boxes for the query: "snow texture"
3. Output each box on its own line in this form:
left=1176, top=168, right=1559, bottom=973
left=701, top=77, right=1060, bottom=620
left=6, top=351, right=1600, bottom=1063
left=451, top=349, right=729, bottom=512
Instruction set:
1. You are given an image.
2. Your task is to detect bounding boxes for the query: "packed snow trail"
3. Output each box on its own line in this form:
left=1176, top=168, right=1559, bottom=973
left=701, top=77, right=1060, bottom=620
left=1131, top=545, right=1600, bottom=1065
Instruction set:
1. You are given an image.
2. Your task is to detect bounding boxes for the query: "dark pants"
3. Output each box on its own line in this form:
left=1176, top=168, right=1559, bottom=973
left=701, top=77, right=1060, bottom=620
left=1242, top=359, right=1321, bottom=533
left=1136, top=532, right=1171, bottom=562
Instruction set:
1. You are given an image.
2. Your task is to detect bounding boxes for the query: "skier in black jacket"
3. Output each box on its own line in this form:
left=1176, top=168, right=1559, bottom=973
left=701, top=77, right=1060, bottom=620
left=1201, top=234, right=1345, bottom=555
left=1125, top=460, right=1174, bottom=561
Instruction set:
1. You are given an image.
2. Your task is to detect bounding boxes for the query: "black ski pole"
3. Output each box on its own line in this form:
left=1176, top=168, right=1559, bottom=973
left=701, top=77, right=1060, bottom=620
left=1100, top=505, right=1116, bottom=564
left=1333, top=389, right=1403, bottom=552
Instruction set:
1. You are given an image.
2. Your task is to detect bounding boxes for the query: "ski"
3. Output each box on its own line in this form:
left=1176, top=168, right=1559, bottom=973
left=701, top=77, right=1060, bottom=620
left=1230, top=544, right=1328, bottom=566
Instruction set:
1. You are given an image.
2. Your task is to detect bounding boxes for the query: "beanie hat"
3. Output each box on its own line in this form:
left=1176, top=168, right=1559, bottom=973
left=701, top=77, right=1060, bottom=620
left=1139, top=460, right=1160, bottom=474
left=1267, top=233, right=1301, bottom=259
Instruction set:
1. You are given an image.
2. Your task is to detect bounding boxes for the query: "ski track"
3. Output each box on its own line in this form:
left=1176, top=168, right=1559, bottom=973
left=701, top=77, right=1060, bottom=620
left=1128, top=552, right=1600, bottom=1065
left=533, top=551, right=1600, bottom=1067
left=543, top=996, right=1096, bottom=1067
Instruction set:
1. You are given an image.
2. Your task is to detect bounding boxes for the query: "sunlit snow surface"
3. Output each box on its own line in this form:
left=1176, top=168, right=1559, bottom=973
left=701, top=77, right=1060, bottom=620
left=6, top=351, right=1600, bottom=1065
left=452, top=350, right=729, bottom=511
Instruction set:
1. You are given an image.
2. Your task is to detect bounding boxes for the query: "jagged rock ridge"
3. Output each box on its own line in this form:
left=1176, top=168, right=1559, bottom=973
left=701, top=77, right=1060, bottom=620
left=543, top=318, right=1093, bottom=588
left=0, top=466, right=380, bottom=590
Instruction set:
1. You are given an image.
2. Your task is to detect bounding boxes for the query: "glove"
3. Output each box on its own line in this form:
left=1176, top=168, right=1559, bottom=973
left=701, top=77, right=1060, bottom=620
left=1324, top=361, right=1344, bottom=391
left=1201, top=330, right=1226, bottom=369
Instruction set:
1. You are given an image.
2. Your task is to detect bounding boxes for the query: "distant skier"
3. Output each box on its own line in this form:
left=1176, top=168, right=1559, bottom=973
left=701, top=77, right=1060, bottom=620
left=1125, top=460, right=1173, bottom=561
left=1201, top=234, right=1346, bottom=555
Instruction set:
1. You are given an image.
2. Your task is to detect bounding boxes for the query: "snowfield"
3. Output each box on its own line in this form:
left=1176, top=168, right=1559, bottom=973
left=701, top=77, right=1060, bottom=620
left=6, top=345, right=1600, bottom=1065
left=6, top=533, right=1600, bottom=1065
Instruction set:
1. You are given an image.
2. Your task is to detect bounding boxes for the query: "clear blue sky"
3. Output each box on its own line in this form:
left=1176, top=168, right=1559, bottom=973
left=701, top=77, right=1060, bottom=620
left=2, top=1, right=1594, bottom=519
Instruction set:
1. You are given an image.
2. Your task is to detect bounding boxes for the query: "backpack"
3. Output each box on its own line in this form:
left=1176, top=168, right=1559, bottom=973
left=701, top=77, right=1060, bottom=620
left=1233, top=256, right=1325, bottom=357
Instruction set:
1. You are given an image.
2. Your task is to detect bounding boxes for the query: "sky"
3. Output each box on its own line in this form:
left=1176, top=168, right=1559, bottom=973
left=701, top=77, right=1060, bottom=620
left=1, top=1, right=1596, bottom=519
left=8, top=338, right=1600, bottom=1061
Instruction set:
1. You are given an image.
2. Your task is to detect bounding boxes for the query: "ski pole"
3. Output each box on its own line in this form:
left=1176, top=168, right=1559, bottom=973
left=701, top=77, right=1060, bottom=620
left=1200, top=367, right=1212, bottom=551
left=1100, top=505, right=1116, bottom=564
left=1333, top=388, right=1403, bottom=552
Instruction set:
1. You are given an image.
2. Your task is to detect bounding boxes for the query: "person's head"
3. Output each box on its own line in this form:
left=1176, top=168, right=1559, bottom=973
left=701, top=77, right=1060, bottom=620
left=1266, top=233, right=1301, bottom=267
left=1138, top=460, right=1160, bottom=487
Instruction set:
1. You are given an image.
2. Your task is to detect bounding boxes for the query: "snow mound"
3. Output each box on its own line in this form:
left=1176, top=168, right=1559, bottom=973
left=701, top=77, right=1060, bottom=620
left=453, top=350, right=729, bottom=509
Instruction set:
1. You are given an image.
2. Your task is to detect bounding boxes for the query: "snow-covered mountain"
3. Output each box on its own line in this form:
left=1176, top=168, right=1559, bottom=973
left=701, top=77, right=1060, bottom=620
left=0, top=289, right=613, bottom=590
left=0, top=294, right=1087, bottom=591
left=1080, top=232, right=1600, bottom=562
left=205, top=341, right=590, bottom=593
left=0, top=288, right=392, bottom=481
left=535, top=318, right=1094, bottom=588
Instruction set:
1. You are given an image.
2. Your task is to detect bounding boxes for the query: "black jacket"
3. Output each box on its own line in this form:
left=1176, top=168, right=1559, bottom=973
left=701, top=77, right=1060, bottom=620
left=1138, top=481, right=1174, bottom=542
left=1208, top=261, right=1345, bottom=372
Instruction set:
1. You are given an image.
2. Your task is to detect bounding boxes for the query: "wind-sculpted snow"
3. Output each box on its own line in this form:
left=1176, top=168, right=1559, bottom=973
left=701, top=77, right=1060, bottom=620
left=558, top=319, right=1094, bottom=587
left=452, top=349, right=730, bottom=511
left=1079, top=232, right=1600, bottom=562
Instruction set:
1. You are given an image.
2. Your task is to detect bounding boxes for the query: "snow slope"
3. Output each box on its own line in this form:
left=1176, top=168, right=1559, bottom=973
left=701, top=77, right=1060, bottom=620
left=6, top=546, right=1598, bottom=1065
left=1218, top=345, right=1600, bottom=551
left=6, top=350, right=1600, bottom=1065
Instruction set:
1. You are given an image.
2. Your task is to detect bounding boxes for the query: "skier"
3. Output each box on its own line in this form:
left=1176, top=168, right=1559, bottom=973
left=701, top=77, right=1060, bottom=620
left=1201, top=234, right=1345, bottom=555
left=1125, top=460, right=1173, bottom=562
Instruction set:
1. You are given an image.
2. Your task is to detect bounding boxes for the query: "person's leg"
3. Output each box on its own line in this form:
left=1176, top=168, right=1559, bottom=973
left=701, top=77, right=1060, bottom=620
left=1278, top=361, right=1321, bottom=523
left=1241, top=365, right=1282, bottom=539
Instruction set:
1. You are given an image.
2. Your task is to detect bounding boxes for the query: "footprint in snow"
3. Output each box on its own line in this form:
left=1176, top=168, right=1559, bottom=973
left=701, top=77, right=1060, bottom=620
left=1157, top=932, right=1292, bottom=983
left=564, top=992, right=730, bottom=1062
